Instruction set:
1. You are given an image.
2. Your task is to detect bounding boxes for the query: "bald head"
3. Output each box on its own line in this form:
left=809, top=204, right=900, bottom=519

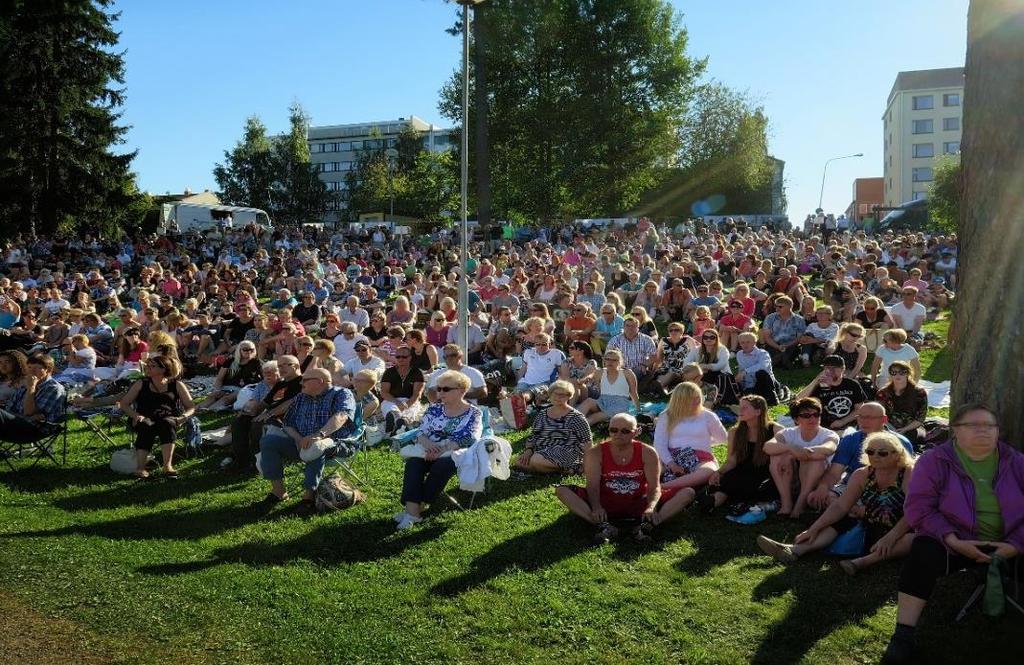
left=856, top=401, right=888, bottom=432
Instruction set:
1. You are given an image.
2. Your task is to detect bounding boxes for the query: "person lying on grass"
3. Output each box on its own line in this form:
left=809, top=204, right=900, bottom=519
left=763, top=397, right=839, bottom=518
left=555, top=413, right=694, bottom=546
left=757, top=431, right=915, bottom=575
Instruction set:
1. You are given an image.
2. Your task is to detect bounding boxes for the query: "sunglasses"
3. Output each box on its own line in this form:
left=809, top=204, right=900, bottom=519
left=702, top=336, right=716, bottom=341
left=888, top=368, right=909, bottom=376
left=865, top=449, right=890, bottom=458
left=607, top=427, right=634, bottom=434
left=847, top=332, right=862, bottom=338
left=603, top=356, right=619, bottom=361
left=436, top=386, right=459, bottom=393
left=669, top=328, right=683, bottom=333
left=395, top=354, right=411, bottom=359
left=796, top=412, right=821, bottom=419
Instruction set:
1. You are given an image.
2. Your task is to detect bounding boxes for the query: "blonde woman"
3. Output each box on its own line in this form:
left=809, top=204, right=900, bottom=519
left=757, top=432, right=915, bottom=575
left=198, top=341, right=262, bottom=411
left=652, top=382, right=728, bottom=495
left=577, top=348, right=640, bottom=425
left=832, top=322, right=868, bottom=378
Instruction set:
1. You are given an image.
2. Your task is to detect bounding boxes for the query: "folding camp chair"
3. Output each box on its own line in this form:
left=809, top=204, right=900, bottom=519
left=73, top=406, right=124, bottom=450
left=955, top=556, right=1023, bottom=622
left=323, top=402, right=368, bottom=483
left=0, top=396, right=69, bottom=471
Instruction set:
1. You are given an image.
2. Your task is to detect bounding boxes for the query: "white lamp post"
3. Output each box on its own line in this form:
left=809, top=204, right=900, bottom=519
left=818, top=152, right=864, bottom=211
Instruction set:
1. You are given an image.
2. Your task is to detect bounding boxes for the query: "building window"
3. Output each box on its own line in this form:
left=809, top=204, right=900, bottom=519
left=912, top=191, right=928, bottom=201
left=912, top=95, right=934, bottom=110
left=912, top=119, right=933, bottom=134
left=943, top=117, right=960, bottom=131
left=310, top=143, right=322, bottom=153
left=943, top=141, right=960, bottom=154
left=912, top=143, right=934, bottom=158
left=386, top=138, right=397, bottom=148
left=912, top=167, right=933, bottom=182
left=350, top=140, right=362, bottom=151
left=334, top=141, right=349, bottom=152
left=322, top=163, right=334, bottom=173
left=944, top=93, right=960, bottom=107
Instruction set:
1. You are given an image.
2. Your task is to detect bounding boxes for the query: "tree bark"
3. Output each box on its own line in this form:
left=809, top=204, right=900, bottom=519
left=952, top=0, right=1024, bottom=447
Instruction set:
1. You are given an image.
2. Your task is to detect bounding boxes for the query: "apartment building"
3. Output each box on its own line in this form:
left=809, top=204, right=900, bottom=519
left=882, top=67, right=964, bottom=207
left=306, top=115, right=453, bottom=218
left=844, top=177, right=884, bottom=225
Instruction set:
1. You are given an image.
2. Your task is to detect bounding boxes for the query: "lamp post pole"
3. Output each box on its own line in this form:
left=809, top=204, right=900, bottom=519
left=456, top=1, right=483, bottom=354
left=385, top=147, right=399, bottom=252
left=818, top=152, right=864, bottom=211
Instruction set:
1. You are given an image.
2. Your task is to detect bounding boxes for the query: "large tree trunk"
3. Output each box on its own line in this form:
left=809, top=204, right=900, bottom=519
left=473, top=4, right=492, bottom=250
left=952, top=0, right=1024, bottom=446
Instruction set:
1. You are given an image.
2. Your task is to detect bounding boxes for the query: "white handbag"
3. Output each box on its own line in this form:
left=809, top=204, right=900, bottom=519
left=110, top=449, right=146, bottom=474
left=364, top=424, right=385, bottom=446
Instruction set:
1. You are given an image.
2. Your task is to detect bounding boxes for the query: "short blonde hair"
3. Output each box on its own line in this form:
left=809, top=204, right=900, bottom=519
left=548, top=379, right=576, bottom=399
left=434, top=369, right=471, bottom=392
left=860, top=432, right=914, bottom=469
left=884, top=328, right=908, bottom=345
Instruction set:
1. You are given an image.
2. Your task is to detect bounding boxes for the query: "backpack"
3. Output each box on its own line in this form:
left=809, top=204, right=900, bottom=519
left=183, top=415, right=203, bottom=456
left=315, top=475, right=365, bottom=512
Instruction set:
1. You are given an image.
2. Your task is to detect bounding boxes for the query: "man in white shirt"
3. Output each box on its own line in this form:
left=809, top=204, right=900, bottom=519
left=339, top=296, right=370, bottom=329
left=345, top=340, right=386, bottom=377
left=516, top=334, right=565, bottom=392
left=427, top=344, right=486, bottom=403
left=333, top=321, right=369, bottom=365
left=887, top=286, right=927, bottom=344
left=446, top=321, right=486, bottom=364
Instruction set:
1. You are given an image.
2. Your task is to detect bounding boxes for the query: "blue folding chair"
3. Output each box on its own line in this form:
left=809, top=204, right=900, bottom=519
left=323, top=402, right=368, bottom=483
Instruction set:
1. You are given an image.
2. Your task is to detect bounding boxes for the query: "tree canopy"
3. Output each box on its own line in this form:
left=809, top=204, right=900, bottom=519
left=0, top=0, right=146, bottom=239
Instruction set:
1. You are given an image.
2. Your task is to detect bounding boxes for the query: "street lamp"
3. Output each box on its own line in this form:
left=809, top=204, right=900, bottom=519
left=455, top=0, right=485, bottom=355
left=818, top=152, right=864, bottom=211
left=385, top=147, right=399, bottom=251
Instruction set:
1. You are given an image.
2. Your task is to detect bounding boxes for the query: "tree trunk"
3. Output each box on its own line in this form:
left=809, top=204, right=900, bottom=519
left=473, top=4, right=492, bottom=250
left=951, top=0, right=1024, bottom=447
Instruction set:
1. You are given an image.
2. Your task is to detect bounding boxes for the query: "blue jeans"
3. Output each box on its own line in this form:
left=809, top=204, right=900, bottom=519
left=259, top=432, right=325, bottom=491
left=401, top=456, right=457, bottom=505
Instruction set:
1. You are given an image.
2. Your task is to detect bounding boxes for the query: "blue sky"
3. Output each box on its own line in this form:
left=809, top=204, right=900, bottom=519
left=115, top=0, right=968, bottom=218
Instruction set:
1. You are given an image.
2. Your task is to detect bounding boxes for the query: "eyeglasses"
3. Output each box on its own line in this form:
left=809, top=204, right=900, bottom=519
left=847, top=332, right=862, bottom=338
left=395, top=354, right=411, bottom=359
left=865, top=449, right=891, bottom=458
left=240, top=348, right=255, bottom=353
left=888, top=368, right=909, bottom=376
left=796, top=412, right=821, bottom=420
left=603, top=356, right=619, bottom=361
left=436, top=386, right=459, bottom=393
left=702, top=336, right=716, bottom=341
left=299, top=343, right=314, bottom=348
left=607, top=427, right=634, bottom=434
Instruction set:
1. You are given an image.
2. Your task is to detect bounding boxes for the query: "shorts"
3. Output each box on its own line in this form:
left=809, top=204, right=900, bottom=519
left=566, top=484, right=683, bottom=520
left=597, top=395, right=633, bottom=417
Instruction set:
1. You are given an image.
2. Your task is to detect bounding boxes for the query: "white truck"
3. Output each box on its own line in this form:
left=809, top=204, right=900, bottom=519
left=159, top=203, right=273, bottom=234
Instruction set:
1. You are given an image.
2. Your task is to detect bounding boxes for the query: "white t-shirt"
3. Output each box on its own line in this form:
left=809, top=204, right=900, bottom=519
left=333, top=332, right=369, bottom=365
left=888, top=302, right=927, bottom=332
left=653, top=409, right=729, bottom=462
left=776, top=426, right=838, bottom=449
left=346, top=354, right=386, bottom=377
left=521, top=348, right=565, bottom=385
left=874, top=344, right=920, bottom=387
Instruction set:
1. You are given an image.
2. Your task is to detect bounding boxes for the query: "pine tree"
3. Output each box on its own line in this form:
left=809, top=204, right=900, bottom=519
left=0, top=0, right=144, bottom=238
left=272, top=103, right=334, bottom=225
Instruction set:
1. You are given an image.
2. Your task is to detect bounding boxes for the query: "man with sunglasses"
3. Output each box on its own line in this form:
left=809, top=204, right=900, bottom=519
left=763, top=397, right=839, bottom=518
left=427, top=344, right=485, bottom=403
left=555, top=413, right=693, bottom=546
left=806, top=402, right=914, bottom=510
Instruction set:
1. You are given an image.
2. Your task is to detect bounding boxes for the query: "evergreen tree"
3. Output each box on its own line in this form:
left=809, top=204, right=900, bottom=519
left=0, top=0, right=144, bottom=238
left=272, top=103, right=334, bottom=225
left=213, top=116, right=276, bottom=213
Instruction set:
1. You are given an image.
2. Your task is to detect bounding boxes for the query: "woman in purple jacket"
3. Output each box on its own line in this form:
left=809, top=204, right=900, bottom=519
left=884, top=404, right=1024, bottom=664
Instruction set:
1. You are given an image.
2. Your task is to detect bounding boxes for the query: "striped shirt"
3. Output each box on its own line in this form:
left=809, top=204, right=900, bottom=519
left=607, top=333, right=657, bottom=371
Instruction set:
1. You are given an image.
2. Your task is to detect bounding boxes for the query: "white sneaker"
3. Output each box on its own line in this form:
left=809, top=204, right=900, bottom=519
left=220, top=456, right=234, bottom=469
left=396, top=513, right=422, bottom=530
left=393, top=511, right=407, bottom=523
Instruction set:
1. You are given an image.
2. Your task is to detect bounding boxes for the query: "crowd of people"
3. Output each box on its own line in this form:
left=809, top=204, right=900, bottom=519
left=0, top=217, right=1016, bottom=663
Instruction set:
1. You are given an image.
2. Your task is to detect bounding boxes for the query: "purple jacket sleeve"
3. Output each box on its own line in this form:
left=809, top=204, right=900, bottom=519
left=904, top=449, right=960, bottom=545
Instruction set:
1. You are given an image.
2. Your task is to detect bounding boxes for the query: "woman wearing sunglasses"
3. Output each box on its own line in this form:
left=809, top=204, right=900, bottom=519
left=876, top=360, right=928, bottom=448
left=758, top=431, right=915, bottom=574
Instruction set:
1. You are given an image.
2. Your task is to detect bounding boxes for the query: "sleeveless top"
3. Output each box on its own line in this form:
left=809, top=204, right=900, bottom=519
left=409, top=346, right=433, bottom=372
left=600, top=370, right=631, bottom=398
left=835, top=343, right=861, bottom=373
left=861, top=467, right=906, bottom=529
left=659, top=338, right=690, bottom=373
left=136, top=379, right=181, bottom=419
left=425, top=325, right=449, bottom=349
left=599, top=440, right=648, bottom=512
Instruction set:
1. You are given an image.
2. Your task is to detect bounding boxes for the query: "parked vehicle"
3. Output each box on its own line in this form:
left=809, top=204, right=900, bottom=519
left=878, top=198, right=929, bottom=232
left=160, top=203, right=273, bottom=234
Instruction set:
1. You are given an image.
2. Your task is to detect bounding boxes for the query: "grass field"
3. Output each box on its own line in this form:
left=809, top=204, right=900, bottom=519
left=0, top=317, right=1017, bottom=664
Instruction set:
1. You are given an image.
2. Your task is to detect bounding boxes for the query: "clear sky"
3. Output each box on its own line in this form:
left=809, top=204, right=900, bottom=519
left=115, top=0, right=968, bottom=219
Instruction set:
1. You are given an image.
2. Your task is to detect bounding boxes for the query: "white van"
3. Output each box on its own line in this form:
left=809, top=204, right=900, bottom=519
left=160, top=203, right=273, bottom=234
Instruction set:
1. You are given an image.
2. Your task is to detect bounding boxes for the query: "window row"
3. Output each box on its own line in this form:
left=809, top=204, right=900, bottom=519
left=912, top=141, right=960, bottom=157
left=318, top=161, right=354, bottom=173
left=912, top=93, right=960, bottom=110
left=310, top=137, right=398, bottom=153
left=911, top=117, right=960, bottom=134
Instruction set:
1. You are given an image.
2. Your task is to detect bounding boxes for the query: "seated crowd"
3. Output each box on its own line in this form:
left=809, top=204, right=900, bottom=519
left=0, top=219, right=1011, bottom=663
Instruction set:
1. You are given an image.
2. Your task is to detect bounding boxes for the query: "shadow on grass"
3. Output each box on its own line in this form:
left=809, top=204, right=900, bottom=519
left=748, top=561, right=894, bottom=665
left=429, top=515, right=585, bottom=596
left=138, top=517, right=446, bottom=575
left=922, top=342, right=952, bottom=382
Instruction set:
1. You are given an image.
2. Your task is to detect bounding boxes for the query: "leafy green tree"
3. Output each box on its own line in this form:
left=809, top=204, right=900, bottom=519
left=399, top=150, right=460, bottom=222
left=213, top=116, right=276, bottom=212
left=272, top=103, right=334, bottom=224
left=0, top=0, right=145, bottom=239
left=927, top=152, right=960, bottom=233
left=439, top=0, right=704, bottom=222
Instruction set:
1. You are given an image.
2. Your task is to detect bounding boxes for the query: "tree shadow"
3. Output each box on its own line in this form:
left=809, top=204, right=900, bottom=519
left=138, top=516, right=446, bottom=576
left=429, top=515, right=587, bottom=597
left=748, top=560, right=894, bottom=665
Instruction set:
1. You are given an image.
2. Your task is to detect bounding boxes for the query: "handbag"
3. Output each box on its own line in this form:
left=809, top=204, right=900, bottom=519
left=827, top=522, right=867, bottom=557
left=111, top=449, right=144, bottom=474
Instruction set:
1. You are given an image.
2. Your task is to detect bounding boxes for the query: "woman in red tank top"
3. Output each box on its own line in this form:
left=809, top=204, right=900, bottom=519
left=555, top=414, right=697, bottom=545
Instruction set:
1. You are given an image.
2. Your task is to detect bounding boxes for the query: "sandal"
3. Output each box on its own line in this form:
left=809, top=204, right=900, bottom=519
left=633, top=521, right=655, bottom=545
left=592, top=522, right=618, bottom=546
left=163, top=470, right=179, bottom=480
left=258, top=492, right=289, bottom=506
left=839, top=559, right=859, bottom=576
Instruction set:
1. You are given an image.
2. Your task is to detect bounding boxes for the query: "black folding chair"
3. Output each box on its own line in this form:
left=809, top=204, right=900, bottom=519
left=0, top=396, right=70, bottom=471
left=956, top=556, right=1023, bottom=621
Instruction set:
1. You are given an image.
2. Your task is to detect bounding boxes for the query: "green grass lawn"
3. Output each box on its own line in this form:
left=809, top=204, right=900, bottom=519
left=0, top=317, right=1015, bottom=664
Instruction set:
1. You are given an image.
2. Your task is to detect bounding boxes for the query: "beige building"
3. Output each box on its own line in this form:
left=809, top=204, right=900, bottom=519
left=882, top=67, right=963, bottom=207
left=306, top=115, right=452, bottom=220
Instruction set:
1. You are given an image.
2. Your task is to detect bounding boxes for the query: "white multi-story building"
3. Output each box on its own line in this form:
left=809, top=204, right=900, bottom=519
left=882, top=67, right=964, bottom=207
left=306, top=115, right=453, bottom=219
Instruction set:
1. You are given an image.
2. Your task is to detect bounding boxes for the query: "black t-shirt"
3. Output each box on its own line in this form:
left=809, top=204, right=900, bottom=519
left=813, top=378, right=867, bottom=429
left=292, top=303, right=321, bottom=323
left=263, top=376, right=302, bottom=409
left=381, top=366, right=424, bottom=399
left=225, top=316, right=254, bottom=345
